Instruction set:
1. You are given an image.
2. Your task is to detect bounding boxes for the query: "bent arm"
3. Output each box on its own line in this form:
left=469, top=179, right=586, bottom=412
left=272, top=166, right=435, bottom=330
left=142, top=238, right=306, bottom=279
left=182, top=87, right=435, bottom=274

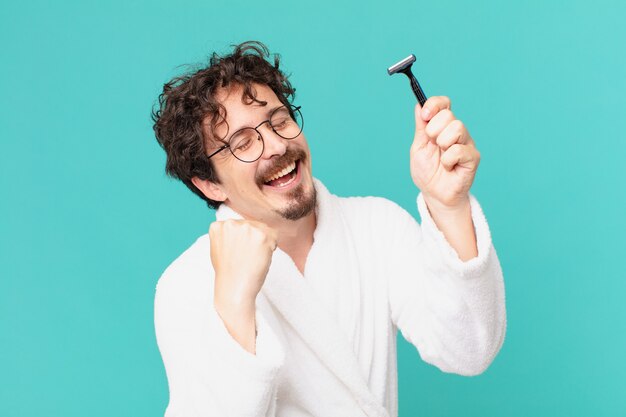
left=154, top=274, right=284, bottom=416
left=388, top=193, right=506, bottom=375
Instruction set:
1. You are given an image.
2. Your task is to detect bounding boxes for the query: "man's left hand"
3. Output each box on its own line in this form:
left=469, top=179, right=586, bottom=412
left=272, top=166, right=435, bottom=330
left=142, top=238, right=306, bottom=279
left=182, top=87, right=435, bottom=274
left=410, top=96, right=480, bottom=212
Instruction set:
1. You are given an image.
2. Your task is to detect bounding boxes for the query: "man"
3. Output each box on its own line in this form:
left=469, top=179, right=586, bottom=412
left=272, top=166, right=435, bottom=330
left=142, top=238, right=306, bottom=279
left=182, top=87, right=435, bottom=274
left=152, top=41, right=506, bottom=417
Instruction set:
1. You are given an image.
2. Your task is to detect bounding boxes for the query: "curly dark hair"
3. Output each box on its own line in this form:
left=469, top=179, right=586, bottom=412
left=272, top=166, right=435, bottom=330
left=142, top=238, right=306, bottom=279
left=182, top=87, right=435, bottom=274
left=151, top=41, right=296, bottom=209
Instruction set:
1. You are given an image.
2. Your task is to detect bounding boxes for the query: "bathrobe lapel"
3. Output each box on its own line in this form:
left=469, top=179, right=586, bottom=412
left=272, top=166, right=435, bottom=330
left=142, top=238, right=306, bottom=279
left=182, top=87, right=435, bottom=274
left=215, top=180, right=389, bottom=417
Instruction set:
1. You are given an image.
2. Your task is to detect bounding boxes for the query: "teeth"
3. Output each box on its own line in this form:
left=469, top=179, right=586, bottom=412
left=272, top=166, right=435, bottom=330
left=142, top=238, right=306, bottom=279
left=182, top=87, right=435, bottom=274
left=275, top=174, right=296, bottom=187
left=266, top=161, right=296, bottom=182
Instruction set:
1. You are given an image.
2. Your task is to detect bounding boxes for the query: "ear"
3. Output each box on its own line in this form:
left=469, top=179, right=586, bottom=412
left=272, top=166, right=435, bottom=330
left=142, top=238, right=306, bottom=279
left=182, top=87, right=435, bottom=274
left=191, top=176, right=227, bottom=202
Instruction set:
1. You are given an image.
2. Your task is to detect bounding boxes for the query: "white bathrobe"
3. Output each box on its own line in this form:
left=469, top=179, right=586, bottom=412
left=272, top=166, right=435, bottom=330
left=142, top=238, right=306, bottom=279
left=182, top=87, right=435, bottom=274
left=154, top=179, right=506, bottom=417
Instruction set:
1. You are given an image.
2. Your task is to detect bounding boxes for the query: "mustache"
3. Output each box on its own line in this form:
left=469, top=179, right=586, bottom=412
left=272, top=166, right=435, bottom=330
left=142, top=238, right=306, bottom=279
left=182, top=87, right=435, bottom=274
left=256, top=147, right=307, bottom=186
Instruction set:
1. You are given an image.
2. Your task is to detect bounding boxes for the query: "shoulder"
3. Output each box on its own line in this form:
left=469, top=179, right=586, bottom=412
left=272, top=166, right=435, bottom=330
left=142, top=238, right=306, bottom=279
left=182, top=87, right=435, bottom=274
left=331, top=194, right=420, bottom=245
left=338, top=194, right=404, bottom=211
left=336, top=194, right=416, bottom=226
left=155, top=234, right=214, bottom=307
left=315, top=179, right=412, bottom=222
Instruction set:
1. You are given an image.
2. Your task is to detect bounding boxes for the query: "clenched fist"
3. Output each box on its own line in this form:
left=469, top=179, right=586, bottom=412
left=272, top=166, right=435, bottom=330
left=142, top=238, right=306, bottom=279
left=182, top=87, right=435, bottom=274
left=209, top=219, right=278, bottom=353
left=210, top=219, right=278, bottom=307
left=410, top=96, right=481, bottom=212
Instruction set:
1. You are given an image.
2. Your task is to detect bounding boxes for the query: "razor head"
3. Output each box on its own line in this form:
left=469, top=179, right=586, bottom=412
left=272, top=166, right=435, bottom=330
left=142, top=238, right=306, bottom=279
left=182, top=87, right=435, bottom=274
left=387, top=54, right=416, bottom=75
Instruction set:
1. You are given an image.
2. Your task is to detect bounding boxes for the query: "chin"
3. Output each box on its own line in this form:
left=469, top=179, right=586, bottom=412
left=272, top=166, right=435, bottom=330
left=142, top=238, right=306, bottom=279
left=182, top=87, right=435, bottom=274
left=275, top=182, right=317, bottom=221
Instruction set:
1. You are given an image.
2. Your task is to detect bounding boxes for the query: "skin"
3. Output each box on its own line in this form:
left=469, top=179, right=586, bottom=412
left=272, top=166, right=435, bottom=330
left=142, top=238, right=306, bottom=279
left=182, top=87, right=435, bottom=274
left=192, top=86, right=480, bottom=354
left=411, top=96, right=480, bottom=262
left=193, top=83, right=317, bottom=258
left=192, top=83, right=317, bottom=354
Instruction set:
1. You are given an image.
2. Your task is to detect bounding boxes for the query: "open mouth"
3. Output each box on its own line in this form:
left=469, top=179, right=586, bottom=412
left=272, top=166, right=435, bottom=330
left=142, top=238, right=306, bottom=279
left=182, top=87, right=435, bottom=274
left=263, top=159, right=300, bottom=188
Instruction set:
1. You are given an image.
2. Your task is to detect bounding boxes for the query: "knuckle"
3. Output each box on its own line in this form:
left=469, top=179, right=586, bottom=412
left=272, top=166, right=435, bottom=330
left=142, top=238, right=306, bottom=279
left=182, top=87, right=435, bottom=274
left=250, top=220, right=266, bottom=232
left=425, top=98, right=438, bottom=109
left=245, top=225, right=259, bottom=237
left=448, top=143, right=462, bottom=156
left=250, top=224, right=266, bottom=238
left=425, top=124, right=436, bottom=138
left=437, top=134, right=452, bottom=148
left=264, top=228, right=278, bottom=245
left=434, top=95, right=451, bottom=107
left=452, top=119, right=464, bottom=131
left=441, top=109, right=454, bottom=120
left=209, top=221, right=221, bottom=235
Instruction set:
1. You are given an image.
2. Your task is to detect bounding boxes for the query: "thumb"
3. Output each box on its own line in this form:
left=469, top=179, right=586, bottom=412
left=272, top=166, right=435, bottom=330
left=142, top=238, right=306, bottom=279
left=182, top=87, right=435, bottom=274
left=413, top=103, right=429, bottom=149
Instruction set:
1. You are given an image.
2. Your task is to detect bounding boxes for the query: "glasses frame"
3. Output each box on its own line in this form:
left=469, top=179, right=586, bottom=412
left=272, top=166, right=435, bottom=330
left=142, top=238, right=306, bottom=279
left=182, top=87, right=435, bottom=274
left=206, top=104, right=303, bottom=163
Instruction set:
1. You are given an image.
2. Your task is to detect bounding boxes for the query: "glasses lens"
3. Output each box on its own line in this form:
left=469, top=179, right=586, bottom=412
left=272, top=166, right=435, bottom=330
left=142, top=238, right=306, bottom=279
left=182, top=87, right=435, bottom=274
left=229, top=128, right=263, bottom=162
left=270, top=105, right=303, bottom=140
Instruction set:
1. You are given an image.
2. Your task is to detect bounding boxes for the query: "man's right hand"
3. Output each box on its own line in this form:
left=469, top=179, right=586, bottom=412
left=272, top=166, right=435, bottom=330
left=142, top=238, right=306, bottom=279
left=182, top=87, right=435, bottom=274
left=209, top=219, right=278, bottom=353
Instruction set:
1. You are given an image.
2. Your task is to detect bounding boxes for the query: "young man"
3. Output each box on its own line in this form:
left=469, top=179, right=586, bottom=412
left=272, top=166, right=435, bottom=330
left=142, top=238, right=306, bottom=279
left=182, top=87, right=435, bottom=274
left=152, top=41, right=506, bottom=417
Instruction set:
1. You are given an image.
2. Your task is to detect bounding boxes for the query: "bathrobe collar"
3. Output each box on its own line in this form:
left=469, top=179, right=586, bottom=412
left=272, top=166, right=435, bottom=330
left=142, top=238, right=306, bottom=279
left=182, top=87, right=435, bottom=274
left=215, top=179, right=390, bottom=417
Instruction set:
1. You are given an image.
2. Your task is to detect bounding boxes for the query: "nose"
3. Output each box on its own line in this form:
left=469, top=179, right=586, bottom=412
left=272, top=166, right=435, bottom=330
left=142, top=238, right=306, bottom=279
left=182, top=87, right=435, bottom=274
left=258, top=122, right=288, bottom=159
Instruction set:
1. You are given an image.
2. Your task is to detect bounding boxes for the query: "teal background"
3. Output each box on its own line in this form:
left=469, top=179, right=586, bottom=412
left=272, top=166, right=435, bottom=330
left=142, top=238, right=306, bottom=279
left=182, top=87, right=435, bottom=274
left=1, top=0, right=625, bottom=415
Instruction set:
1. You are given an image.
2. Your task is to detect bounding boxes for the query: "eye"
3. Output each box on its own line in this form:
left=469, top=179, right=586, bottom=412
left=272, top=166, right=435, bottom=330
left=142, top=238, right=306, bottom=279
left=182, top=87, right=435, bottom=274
left=230, top=129, right=258, bottom=151
left=235, top=138, right=252, bottom=151
left=271, top=115, right=292, bottom=130
left=273, top=119, right=288, bottom=129
left=271, top=108, right=293, bottom=128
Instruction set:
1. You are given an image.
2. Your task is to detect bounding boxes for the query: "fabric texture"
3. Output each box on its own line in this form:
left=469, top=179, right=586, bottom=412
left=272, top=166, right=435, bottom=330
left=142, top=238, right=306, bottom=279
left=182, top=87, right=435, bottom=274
left=154, top=179, right=507, bottom=417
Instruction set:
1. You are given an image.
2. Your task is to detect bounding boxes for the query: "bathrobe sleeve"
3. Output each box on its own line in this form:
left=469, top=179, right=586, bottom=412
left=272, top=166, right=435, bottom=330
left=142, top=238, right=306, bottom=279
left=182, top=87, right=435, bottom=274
left=386, top=192, right=506, bottom=376
left=154, top=256, right=285, bottom=417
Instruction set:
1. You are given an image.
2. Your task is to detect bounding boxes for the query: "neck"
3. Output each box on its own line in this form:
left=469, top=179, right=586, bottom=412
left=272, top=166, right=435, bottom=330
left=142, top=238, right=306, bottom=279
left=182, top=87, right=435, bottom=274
left=272, top=211, right=316, bottom=275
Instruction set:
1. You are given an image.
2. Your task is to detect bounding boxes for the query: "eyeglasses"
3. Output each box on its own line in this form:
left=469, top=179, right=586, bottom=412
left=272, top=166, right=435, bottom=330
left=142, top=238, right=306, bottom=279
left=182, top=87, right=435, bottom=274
left=207, top=104, right=304, bottom=163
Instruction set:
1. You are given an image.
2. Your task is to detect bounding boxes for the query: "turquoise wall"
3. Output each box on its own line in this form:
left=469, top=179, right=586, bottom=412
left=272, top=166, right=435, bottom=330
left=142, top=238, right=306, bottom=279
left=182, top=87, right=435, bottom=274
left=1, top=0, right=624, bottom=415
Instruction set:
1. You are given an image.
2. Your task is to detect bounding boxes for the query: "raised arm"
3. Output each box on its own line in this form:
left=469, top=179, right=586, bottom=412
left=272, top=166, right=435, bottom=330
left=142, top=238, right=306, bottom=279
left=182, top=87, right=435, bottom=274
left=388, top=95, right=506, bottom=375
left=387, top=193, right=506, bottom=375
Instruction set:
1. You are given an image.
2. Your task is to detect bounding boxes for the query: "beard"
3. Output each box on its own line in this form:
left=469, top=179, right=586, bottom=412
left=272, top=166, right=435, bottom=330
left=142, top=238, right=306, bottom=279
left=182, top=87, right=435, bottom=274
left=276, top=183, right=317, bottom=221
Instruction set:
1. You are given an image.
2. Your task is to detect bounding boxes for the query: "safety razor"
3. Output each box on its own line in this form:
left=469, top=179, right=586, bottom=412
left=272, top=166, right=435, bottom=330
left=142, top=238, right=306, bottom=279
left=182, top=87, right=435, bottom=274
left=387, top=54, right=428, bottom=106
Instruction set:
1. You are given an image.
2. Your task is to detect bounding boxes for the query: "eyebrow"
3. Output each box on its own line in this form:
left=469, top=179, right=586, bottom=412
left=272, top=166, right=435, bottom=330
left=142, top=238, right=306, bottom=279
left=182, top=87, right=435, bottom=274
left=228, top=105, right=284, bottom=135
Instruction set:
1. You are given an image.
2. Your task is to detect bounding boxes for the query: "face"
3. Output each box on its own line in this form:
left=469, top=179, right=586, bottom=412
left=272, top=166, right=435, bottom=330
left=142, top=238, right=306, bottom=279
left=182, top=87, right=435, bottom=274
left=201, top=83, right=316, bottom=224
